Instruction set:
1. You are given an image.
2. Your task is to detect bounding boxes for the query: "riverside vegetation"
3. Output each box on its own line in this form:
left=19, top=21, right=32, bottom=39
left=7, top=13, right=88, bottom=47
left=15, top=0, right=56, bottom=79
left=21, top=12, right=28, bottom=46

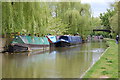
left=1, top=1, right=119, bottom=50
left=2, top=2, right=118, bottom=37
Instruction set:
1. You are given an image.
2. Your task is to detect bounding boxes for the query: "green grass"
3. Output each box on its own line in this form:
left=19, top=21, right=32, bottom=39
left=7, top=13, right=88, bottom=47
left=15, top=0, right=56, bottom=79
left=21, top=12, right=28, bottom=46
left=83, top=39, right=118, bottom=78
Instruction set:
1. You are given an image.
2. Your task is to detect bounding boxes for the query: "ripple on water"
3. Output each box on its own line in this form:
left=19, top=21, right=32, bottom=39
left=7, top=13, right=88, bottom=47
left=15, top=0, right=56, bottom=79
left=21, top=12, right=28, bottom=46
left=80, top=48, right=105, bottom=53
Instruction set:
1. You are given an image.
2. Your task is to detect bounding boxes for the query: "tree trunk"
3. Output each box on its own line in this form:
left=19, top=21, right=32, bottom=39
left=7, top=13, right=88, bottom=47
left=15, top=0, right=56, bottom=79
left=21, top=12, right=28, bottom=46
left=3, top=34, right=13, bottom=52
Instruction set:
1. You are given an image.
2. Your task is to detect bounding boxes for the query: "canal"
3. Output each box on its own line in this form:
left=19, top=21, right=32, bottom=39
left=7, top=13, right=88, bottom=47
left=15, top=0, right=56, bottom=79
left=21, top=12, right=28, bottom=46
left=1, top=40, right=107, bottom=78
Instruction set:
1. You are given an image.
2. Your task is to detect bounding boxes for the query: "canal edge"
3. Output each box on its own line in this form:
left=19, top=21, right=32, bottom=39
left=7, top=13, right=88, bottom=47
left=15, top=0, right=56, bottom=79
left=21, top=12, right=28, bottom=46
left=80, top=46, right=110, bottom=78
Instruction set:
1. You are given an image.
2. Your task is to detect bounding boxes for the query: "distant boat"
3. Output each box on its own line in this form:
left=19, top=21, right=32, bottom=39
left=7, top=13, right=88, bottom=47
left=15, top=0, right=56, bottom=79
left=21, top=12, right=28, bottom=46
left=7, top=35, right=50, bottom=53
left=53, top=36, right=82, bottom=47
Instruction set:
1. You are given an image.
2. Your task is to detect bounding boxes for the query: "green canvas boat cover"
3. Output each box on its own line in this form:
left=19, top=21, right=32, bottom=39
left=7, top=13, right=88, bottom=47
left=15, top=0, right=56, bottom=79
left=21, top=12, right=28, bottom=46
left=12, top=36, right=24, bottom=44
left=12, top=36, right=49, bottom=45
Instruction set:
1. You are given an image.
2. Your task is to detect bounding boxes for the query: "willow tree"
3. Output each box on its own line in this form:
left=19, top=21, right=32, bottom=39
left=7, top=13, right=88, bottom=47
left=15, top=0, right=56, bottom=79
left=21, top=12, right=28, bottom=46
left=2, top=2, right=14, bottom=49
left=47, top=17, right=68, bottom=35
left=54, top=2, right=91, bottom=36
left=64, top=9, right=81, bottom=34
left=2, top=2, right=13, bottom=34
left=2, top=2, right=52, bottom=50
left=22, top=2, right=51, bottom=36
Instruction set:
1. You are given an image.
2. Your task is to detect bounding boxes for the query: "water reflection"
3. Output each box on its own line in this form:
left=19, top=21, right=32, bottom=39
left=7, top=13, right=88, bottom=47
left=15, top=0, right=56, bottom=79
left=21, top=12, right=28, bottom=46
left=2, top=41, right=107, bottom=78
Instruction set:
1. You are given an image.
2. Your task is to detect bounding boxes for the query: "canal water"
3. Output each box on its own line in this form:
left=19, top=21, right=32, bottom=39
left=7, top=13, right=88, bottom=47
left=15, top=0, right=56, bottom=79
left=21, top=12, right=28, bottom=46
left=1, top=40, right=107, bottom=78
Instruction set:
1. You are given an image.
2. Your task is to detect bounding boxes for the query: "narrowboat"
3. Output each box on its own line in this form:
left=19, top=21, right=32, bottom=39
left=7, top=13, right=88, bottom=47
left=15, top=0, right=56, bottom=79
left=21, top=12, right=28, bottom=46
left=54, top=35, right=82, bottom=47
left=6, top=35, right=50, bottom=53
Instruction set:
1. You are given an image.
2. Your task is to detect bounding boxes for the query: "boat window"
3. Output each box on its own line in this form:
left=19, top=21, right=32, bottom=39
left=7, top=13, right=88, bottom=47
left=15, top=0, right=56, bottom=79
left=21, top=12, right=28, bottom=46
left=59, top=36, right=68, bottom=40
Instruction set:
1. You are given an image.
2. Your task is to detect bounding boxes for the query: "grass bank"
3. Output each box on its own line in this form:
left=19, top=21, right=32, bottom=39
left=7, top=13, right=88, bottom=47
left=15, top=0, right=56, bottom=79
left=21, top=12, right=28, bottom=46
left=83, top=39, right=118, bottom=78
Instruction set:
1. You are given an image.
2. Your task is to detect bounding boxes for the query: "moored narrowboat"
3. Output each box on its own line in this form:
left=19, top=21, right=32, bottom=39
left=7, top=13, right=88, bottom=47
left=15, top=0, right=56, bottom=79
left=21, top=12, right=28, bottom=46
left=7, top=35, right=50, bottom=53
left=54, top=35, right=82, bottom=47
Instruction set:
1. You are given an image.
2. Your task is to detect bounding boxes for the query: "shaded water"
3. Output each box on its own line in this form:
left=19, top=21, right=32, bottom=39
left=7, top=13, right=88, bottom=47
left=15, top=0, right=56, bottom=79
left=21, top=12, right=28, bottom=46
left=2, top=41, right=107, bottom=78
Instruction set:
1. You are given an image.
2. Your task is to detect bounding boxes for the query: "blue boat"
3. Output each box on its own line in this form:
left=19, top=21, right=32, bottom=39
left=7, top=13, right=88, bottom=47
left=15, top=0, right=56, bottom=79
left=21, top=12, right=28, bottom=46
left=54, top=35, right=82, bottom=47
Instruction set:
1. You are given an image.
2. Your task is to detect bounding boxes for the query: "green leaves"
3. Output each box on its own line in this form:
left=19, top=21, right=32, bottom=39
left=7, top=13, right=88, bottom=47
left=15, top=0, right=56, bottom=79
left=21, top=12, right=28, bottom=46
left=47, top=17, right=68, bottom=35
left=110, top=2, right=118, bottom=35
left=2, top=2, right=98, bottom=37
left=99, top=7, right=116, bottom=30
left=99, top=2, right=118, bottom=38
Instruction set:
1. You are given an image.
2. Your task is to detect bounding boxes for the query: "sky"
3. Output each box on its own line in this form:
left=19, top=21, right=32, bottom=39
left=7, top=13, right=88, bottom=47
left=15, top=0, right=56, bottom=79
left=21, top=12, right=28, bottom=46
left=81, top=0, right=115, bottom=17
